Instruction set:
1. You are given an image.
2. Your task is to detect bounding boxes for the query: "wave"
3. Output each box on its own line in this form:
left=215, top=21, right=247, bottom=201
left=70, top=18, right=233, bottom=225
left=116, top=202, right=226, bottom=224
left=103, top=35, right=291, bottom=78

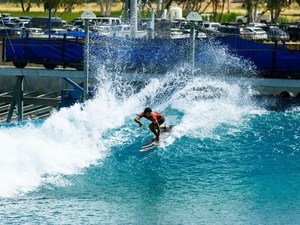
left=0, top=39, right=271, bottom=198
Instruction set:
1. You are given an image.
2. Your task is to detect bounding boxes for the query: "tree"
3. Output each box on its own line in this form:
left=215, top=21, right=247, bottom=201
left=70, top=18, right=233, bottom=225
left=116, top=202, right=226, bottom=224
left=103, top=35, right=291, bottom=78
left=12, top=0, right=84, bottom=13
left=241, top=0, right=294, bottom=24
left=98, top=0, right=113, bottom=16
left=266, top=0, right=293, bottom=23
left=58, top=0, right=85, bottom=16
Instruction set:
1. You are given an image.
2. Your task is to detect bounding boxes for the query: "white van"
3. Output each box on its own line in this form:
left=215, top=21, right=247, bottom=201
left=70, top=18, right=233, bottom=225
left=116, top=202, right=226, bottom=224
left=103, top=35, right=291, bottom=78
left=95, top=17, right=122, bottom=26
left=203, top=22, right=221, bottom=30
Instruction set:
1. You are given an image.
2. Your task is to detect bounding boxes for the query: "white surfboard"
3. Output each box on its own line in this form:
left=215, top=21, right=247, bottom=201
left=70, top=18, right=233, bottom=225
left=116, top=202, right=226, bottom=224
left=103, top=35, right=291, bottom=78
left=140, top=126, right=172, bottom=152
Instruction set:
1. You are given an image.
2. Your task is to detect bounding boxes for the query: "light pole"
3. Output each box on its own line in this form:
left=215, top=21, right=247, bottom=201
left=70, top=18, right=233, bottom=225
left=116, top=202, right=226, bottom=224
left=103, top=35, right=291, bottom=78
left=186, top=12, right=202, bottom=76
left=81, top=10, right=96, bottom=101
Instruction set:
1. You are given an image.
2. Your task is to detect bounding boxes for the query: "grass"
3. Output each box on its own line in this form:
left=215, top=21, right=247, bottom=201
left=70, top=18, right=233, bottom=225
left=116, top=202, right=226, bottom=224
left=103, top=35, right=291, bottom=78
left=0, top=10, right=123, bottom=22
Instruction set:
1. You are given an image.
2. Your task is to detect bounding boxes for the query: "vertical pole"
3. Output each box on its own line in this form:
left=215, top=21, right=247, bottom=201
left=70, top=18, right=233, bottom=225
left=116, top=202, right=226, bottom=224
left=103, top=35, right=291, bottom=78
left=81, top=10, right=96, bottom=101
left=48, top=7, right=52, bottom=39
left=6, top=76, right=24, bottom=122
left=16, top=76, right=23, bottom=121
left=150, top=7, right=155, bottom=39
left=130, top=0, right=137, bottom=38
left=125, top=0, right=131, bottom=22
left=189, top=21, right=195, bottom=76
left=187, top=12, right=201, bottom=77
left=83, top=19, right=89, bottom=100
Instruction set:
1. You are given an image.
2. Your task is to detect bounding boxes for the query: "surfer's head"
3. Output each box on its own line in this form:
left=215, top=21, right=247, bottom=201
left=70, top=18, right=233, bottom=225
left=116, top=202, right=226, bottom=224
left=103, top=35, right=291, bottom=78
left=144, top=107, right=152, bottom=114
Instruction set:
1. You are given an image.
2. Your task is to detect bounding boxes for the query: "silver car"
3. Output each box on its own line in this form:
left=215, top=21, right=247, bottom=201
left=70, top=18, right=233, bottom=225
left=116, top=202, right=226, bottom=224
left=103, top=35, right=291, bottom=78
left=266, top=29, right=290, bottom=42
left=239, top=26, right=268, bottom=41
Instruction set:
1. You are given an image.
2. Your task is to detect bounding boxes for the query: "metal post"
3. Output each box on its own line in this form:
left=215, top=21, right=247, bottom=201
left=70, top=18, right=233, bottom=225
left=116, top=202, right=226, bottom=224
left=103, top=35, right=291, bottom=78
left=130, top=0, right=137, bottom=38
left=189, top=21, right=196, bottom=76
left=81, top=10, right=96, bottom=101
left=187, top=12, right=202, bottom=76
left=145, top=0, right=155, bottom=39
left=48, top=7, right=52, bottom=39
left=150, top=7, right=155, bottom=39
left=7, top=76, right=24, bottom=122
left=125, top=0, right=131, bottom=22
left=83, top=19, right=89, bottom=101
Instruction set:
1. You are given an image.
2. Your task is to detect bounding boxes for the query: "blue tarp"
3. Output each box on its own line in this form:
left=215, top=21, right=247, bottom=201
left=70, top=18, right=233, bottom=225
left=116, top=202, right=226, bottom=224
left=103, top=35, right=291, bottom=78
left=3, top=35, right=300, bottom=78
left=4, top=38, right=83, bottom=68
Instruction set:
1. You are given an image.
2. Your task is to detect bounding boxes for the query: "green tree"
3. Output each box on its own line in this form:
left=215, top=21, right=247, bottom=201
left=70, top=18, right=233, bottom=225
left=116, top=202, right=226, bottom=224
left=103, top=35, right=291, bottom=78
left=266, top=0, right=293, bottom=23
left=12, top=0, right=84, bottom=13
left=242, top=0, right=294, bottom=23
left=98, top=0, right=113, bottom=16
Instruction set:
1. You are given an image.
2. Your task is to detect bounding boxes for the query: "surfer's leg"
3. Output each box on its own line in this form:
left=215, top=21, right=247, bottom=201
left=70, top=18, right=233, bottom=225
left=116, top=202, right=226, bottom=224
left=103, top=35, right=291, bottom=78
left=149, top=123, right=158, bottom=137
left=158, top=116, right=165, bottom=125
left=158, top=116, right=169, bottom=131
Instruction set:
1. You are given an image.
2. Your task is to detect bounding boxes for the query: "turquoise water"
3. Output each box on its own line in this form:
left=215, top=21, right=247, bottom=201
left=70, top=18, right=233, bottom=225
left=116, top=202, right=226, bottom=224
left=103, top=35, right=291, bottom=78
left=1, top=54, right=300, bottom=224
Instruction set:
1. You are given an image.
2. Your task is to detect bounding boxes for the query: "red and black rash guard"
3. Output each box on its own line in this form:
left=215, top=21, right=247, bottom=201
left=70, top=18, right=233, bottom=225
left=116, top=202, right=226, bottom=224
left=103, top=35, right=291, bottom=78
left=138, top=112, right=163, bottom=125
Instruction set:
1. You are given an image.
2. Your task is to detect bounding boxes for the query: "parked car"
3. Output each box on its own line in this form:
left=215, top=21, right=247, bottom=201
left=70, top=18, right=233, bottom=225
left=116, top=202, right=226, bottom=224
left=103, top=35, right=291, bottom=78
left=239, top=26, right=267, bottom=41
left=27, top=17, right=64, bottom=31
left=14, top=21, right=29, bottom=30
left=170, top=28, right=183, bottom=39
left=203, top=22, right=221, bottom=31
left=217, top=25, right=241, bottom=35
left=92, top=25, right=111, bottom=36
left=278, top=23, right=291, bottom=32
left=24, top=28, right=44, bottom=38
left=236, top=12, right=271, bottom=24
left=0, top=28, right=13, bottom=37
left=287, top=25, right=300, bottom=42
left=197, top=31, right=207, bottom=38
left=18, top=16, right=32, bottom=21
left=111, top=24, right=131, bottom=38
left=171, top=26, right=207, bottom=39
left=0, top=28, right=22, bottom=37
left=203, top=28, right=223, bottom=37
left=1, top=16, right=21, bottom=24
left=266, top=29, right=290, bottom=42
left=0, top=20, right=17, bottom=28
left=44, top=28, right=68, bottom=38
left=95, top=17, right=122, bottom=26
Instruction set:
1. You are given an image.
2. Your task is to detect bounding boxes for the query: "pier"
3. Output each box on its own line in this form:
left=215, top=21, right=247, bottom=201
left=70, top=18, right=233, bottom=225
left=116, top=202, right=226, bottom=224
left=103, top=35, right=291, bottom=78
left=0, top=66, right=93, bottom=122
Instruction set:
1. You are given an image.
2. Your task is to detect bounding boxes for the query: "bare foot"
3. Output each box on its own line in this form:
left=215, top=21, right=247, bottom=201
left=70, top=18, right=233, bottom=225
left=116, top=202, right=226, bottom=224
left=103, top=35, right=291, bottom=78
left=153, top=137, right=159, bottom=142
left=160, top=126, right=170, bottom=132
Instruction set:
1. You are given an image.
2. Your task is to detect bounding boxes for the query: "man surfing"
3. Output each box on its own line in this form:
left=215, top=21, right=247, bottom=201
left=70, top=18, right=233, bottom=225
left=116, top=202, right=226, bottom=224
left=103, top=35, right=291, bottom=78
left=134, top=107, right=165, bottom=142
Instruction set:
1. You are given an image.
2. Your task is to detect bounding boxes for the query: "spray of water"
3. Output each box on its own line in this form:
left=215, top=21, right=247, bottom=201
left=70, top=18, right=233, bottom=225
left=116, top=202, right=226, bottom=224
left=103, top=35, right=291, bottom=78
left=0, top=37, right=263, bottom=197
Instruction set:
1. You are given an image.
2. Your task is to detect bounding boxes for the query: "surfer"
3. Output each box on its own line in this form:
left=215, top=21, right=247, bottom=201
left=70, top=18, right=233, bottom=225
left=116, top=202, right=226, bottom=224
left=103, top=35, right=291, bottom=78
left=134, top=107, right=165, bottom=142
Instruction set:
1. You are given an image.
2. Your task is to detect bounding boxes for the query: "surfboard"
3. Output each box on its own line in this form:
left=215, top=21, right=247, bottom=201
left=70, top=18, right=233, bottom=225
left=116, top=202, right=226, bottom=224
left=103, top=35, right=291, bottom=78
left=140, top=126, right=172, bottom=152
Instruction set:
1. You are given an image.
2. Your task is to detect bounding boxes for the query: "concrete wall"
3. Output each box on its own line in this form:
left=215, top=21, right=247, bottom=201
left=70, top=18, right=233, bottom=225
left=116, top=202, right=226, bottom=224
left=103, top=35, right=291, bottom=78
left=0, top=75, right=85, bottom=93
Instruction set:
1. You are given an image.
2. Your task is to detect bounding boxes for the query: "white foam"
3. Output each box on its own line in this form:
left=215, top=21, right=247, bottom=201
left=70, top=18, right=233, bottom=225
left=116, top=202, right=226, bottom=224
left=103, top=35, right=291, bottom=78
left=0, top=41, right=263, bottom=197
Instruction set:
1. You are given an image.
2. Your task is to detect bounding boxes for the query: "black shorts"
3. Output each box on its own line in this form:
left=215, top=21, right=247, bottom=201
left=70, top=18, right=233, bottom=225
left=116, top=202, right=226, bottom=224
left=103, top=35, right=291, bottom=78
left=156, top=116, right=165, bottom=125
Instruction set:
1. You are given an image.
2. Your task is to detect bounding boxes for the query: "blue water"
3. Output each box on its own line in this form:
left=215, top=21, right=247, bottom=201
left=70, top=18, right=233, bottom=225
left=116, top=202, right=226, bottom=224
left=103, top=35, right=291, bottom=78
left=1, top=46, right=300, bottom=224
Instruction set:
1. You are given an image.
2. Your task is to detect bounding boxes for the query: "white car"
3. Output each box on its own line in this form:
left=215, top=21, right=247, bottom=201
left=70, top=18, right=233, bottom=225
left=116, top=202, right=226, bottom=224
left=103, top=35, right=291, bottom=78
left=14, top=21, right=29, bottom=30
left=111, top=24, right=131, bottom=38
left=93, top=25, right=111, bottom=36
left=239, top=26, right=267, bottom=41
left=25, top=28, right=45, bottom=38
left=197, top=31, right=207, bottom=38
left=203, top=22, right=221, bottom=31
left=170, top=28, right=183, bottom=39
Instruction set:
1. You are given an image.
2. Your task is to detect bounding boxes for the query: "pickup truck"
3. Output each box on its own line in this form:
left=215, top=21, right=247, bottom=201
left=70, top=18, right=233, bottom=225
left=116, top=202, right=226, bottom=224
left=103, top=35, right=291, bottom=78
left=236, top=12, right=271, bottom=24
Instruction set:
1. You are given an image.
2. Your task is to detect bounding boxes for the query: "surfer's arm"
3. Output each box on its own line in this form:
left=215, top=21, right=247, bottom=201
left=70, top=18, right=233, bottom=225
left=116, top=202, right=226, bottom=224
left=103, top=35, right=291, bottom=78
left=134, top=116, right=143, bottom=128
